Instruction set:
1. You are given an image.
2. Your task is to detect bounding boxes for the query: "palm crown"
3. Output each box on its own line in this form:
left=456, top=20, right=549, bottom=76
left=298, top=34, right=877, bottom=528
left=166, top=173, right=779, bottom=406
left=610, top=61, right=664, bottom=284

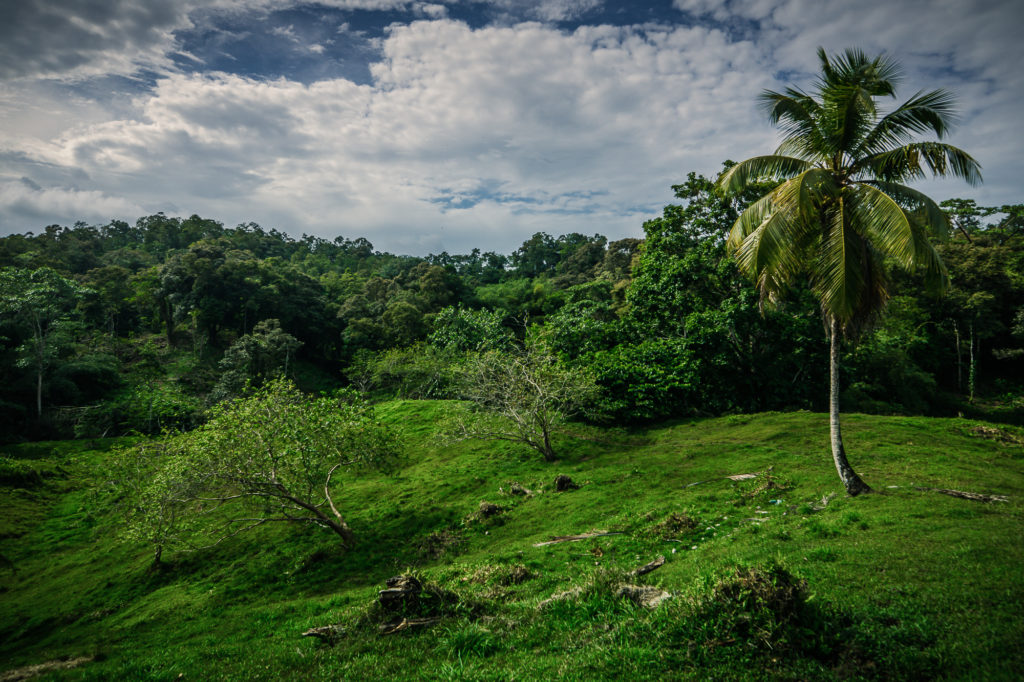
left=718, top=48, right=981, bottom=333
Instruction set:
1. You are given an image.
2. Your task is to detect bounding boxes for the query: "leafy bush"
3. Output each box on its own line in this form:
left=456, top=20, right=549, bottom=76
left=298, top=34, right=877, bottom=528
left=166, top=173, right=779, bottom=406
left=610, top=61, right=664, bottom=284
left=73, top=382, right=203, bottom=437
left=346, top=343, right=461, bottom=399
left=111, top=378, right=400, bottom=559
left=428, top=305, right=514, bottom=353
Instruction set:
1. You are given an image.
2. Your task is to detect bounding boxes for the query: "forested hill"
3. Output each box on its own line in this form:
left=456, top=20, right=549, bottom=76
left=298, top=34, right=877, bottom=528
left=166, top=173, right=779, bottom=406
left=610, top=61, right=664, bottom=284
left=1, top=170, right=1022, bottom=442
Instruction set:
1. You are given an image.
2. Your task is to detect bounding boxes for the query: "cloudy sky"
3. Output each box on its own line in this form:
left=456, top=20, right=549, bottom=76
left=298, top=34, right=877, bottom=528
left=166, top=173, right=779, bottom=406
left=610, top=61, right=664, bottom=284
left=1, top=0, right=1020, bottom=255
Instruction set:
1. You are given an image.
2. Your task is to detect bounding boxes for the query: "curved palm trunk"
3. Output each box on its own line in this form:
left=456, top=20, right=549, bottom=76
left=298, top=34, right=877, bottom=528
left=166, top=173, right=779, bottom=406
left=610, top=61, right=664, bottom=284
left=829, top=318, right=871, bottom=496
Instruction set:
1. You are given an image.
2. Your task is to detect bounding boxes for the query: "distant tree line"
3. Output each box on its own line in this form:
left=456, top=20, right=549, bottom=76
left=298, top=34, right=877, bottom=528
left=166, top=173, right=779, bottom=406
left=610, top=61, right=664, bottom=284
left=0, top=172, right=1021, bottom=442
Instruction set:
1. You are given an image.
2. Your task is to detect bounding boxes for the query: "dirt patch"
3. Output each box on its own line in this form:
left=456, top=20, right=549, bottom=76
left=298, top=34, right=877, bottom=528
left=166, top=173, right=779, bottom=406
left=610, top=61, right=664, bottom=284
left=617, top=584, right=672, bottom=609
left=711, top=565, right=807, bottom=623
left=464, top=500, right=506, bottom=524
left=418, top=529, right=463, bottom=559
left=651, top=512, right=699, bottom=539
left=969, top=425, right=1024, bottom=446
left=500, top=564, right=534, bottom=586
left=375, top=574, right=464, bottom=627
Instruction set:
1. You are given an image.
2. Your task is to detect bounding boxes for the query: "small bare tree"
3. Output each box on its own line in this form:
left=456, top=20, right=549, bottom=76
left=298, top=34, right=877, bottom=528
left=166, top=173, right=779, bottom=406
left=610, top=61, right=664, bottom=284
left=447, top=340, right=597, bottom=461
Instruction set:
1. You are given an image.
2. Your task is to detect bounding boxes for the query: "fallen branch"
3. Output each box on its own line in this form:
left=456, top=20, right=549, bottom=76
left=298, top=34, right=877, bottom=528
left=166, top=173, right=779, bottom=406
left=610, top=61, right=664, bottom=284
left=378, top=617, right=441, bottom=635
left=914, top=487, right=1009, bottom=503
left=1, top=657, right=94, bottom=682
left=301, top=624, right=345, bottom=643
left=616, top=584, right=672, bottom=609
left=533, top=530, right=625, bottom=547
left=537, top=586, right=584, bottom=610
left=630, top=555, right=666, bottom=577
left=684, top=472, right=758, bottom=488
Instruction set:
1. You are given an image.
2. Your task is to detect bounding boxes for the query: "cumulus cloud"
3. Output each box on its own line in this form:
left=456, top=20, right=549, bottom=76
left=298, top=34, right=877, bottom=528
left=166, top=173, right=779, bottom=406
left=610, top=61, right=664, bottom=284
left=1, top=1, right=1020, bottom=253
left=0, top=0, right=196, bottom=80
left=2, top=19, right=776, bottom=252
left=672, top=0, right=1024, bottom=206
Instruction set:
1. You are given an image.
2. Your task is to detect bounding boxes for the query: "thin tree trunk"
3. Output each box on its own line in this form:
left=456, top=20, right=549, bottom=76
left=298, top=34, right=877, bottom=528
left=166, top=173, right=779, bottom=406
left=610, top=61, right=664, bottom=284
left=829, top=318, right=871, bottom=496
left=34, top=316, right=44, bottom=418
left=541, top=427, right=556, bottom=462
left=954, top=320, right=962, bottom=392
left=163, top=298, right=173, bottom=344
left=968, top=321, right=976, bottom=403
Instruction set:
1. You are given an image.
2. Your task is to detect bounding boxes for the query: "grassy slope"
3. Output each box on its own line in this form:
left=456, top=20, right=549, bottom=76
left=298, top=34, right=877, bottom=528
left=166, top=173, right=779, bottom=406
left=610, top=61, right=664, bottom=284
left=1, top=404, right=1022, bottom=680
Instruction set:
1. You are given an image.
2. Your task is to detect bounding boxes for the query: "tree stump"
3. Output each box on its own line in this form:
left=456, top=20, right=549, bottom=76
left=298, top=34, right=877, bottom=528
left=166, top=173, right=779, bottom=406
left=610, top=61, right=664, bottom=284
left=379, top=575, right=423, bottom=612
left=554, top=474, right=579, bottom=492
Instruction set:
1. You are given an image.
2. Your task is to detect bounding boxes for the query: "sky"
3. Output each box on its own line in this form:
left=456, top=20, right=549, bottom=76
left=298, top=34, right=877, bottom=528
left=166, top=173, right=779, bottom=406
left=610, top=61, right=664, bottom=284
left=0, top=0, right=1021, bottom=255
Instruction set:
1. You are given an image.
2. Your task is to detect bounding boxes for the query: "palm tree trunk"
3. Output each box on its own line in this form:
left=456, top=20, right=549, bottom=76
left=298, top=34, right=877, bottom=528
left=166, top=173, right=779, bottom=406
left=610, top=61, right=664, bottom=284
left=829, top=318, right=871, bottom=496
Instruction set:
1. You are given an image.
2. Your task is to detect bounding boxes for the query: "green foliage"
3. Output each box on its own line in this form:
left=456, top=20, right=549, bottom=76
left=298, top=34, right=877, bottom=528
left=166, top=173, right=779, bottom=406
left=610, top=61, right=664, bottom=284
left=583, top=337, right=700, bottom=420
left=0, top=266, right=93, bottom=420
left=112, top=378, right=401, bottom=556
left=346, top=343, right=461, bottom=399
left=552, top=171, right=826, bottom=422
left=73, top=381, right=203, bottom=437
left=475, top=278, right=565, bottom=321
left=428, top=305, right=514, bottom=353
left=0, top=182, right=1020, bottom=443
left=210, top=318, right=302, bottom=402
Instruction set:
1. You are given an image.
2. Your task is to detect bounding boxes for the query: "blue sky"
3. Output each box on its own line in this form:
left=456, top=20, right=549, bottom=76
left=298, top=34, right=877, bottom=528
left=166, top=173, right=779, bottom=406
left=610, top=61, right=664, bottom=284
left=1, top=0, right=1020, bottom=254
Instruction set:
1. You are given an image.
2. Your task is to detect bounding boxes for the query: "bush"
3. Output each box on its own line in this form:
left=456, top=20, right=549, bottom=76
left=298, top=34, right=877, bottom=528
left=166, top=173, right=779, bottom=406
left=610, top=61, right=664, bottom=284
left=73, top=382, right=203, bottom=437
left=346, top=344, right=461, bottom=399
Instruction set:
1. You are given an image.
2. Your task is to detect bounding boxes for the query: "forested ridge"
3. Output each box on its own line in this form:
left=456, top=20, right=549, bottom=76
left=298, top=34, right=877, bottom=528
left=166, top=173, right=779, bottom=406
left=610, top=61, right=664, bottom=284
left=1, top=167, right=1022, bottom=444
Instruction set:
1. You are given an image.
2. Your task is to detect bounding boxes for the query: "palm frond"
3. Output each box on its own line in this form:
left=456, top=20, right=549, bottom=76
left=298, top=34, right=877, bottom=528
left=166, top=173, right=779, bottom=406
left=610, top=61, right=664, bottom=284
left=818, top=47, right=900, bottom=96
left=758, top=90, right=829, bottom=156
left=846, top=183, right=915, bottom=268
left=863, top=180, right=950, bottom=239
left=728, top=171, right=835, bottom=303
left=717, top=155, right=812, bottom=195
left=855, top=89, right=957, bottom=157
left=857, top=142, right=982, bottom=186
left=816, top=198, right=865, bottom=321
left=813, top=195, right=890, bottom=327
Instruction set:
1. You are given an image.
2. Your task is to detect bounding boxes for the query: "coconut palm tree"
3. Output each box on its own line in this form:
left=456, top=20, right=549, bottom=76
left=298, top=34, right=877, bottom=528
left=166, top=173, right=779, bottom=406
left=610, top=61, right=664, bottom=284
left=717, top=48, right=981, bottom=495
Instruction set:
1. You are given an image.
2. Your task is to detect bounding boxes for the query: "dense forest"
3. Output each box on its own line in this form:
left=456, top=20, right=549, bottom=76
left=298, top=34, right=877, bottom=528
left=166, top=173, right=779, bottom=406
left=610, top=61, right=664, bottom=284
left=1, top=166, right=1022, bottom=444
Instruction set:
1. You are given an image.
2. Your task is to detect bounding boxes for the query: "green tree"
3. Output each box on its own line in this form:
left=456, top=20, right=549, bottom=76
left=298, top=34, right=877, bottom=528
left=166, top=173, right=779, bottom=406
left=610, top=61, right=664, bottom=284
left=717, top=48, right=981, bottom=495
left=0, top=267, right=90, bottom=417
left=116, top=379, right=399, bottom=555
left=211, top=319, right=303, bottom=402
left=428, top=305, right=514, bottom=353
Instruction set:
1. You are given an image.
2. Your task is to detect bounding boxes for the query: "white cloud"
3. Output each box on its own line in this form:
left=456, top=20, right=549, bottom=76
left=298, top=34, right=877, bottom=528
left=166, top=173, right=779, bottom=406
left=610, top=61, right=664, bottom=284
left=0, top=0, right=196, bottom=80
left=1, top=3, right=1020, bottom=253
left=2, top=19, right=777, bottom=252
left=0, top=177, right=144, bottom=227
left=671, top=0, right=1024, bottom=207
left=487, top=0, right=604, bottom=22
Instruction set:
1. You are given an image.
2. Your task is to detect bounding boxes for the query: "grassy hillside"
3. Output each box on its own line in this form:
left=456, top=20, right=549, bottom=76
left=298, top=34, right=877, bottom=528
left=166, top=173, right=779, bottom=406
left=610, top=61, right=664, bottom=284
left=1, top=404, right=1022, bottom=680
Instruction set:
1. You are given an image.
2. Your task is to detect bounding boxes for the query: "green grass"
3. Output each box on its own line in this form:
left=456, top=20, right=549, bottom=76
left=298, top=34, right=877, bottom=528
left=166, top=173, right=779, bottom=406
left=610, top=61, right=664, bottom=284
left=1, top=405, right=1022, bottom=680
